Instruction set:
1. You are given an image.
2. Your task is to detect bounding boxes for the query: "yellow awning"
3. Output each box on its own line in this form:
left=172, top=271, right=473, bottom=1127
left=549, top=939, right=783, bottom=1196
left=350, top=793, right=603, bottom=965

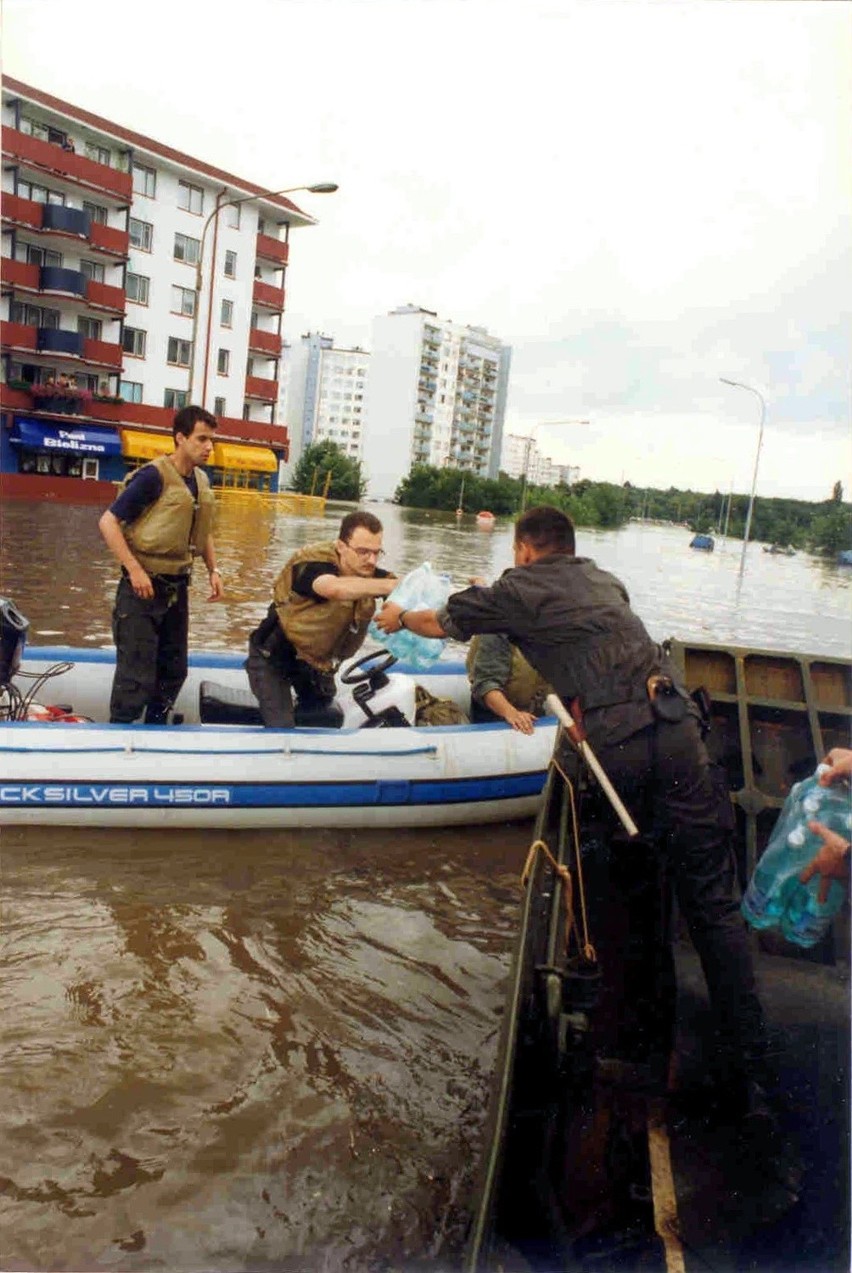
left=121, top=429, right=173, bottom=460
left=212, top=442, right=278, bottom=473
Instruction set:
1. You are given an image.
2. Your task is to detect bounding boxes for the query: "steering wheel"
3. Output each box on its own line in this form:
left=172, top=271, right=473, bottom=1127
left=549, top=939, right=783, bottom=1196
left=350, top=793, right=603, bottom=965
left=340, top=649, right=398, bottom=685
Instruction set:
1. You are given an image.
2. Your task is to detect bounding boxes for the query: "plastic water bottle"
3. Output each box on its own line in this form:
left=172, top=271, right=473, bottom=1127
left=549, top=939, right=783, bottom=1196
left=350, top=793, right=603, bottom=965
left=742, top=765, right=851, bottom=947
left=369, top=562, right=452, bottom=670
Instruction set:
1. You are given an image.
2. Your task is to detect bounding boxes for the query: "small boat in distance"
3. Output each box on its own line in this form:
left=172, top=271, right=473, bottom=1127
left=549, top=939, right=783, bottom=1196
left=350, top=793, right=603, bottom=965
left=456, top=475, right=465, bottom=518
left=763, top=543, right=796, bottom=556
left=476, top=510, right=496, bottom=528
left=689, top=533, right=714, bottom=551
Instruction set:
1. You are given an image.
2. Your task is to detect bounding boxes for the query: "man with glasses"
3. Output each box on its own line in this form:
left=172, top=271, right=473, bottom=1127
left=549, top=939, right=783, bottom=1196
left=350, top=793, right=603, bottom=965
left=246, top=511, right=396, bottom=727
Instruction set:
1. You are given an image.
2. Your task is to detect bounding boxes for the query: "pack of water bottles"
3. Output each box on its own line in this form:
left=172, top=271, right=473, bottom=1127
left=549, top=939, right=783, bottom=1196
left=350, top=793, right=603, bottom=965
left=369, top=562, right=453, bottom=669
left=741, top=764, right=851, bottom=948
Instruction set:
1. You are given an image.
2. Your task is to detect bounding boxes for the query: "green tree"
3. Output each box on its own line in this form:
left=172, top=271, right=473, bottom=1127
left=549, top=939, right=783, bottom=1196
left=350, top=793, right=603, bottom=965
left=832, top=480, right=844, bottom=503
left=289, top=440, right=366, bottom=501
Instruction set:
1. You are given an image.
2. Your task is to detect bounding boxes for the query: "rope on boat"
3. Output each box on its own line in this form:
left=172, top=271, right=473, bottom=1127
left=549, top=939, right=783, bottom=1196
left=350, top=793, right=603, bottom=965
left=521, top=758, right=596, bottom=964
left=0, top=742, right=440, bottom=758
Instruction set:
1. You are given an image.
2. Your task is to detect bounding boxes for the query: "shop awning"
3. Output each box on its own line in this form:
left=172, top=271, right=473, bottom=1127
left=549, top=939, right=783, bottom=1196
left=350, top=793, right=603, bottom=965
left=11, top=417, right=121, bottom=456
left=211, top=441, right=278, bottom=473
left=121, top=429, right=174, bottom=461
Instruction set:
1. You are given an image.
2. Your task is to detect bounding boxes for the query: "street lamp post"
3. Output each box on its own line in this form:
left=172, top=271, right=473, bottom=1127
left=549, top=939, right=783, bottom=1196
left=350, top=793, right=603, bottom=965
left=187, top=182, right=338, bottom=406
left=519, top=419, right=590, bottom=511
left=720, top=377, right=766, bottom=575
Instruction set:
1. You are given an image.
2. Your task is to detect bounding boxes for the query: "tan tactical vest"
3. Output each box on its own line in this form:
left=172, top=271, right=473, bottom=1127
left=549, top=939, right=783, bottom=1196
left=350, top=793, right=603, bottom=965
left=121, top=455, right=215, bottom=576
left=467, top=636, right=552, bottom=712
left=273, top=540, right=377, bottom=671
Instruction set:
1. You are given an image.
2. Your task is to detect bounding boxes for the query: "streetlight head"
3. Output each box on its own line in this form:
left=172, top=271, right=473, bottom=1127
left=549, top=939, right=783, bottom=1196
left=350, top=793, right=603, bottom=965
left=719, top=377, right=738, bottom=387
left=306, top=183, right=339, bottom=194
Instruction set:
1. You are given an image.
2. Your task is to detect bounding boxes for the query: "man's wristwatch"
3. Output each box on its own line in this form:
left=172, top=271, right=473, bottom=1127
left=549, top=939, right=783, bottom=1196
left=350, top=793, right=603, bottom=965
left=398, top=609, right=408, bottom=630
left=210, top=568, right=221, bottom=578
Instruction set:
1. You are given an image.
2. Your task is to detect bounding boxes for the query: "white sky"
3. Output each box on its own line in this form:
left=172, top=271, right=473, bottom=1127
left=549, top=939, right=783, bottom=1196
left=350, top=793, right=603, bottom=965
left=4, top=0, right=851, bottom=500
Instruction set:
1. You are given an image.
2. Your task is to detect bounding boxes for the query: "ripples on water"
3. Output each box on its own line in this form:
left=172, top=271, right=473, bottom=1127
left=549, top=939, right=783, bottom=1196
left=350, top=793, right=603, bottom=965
left=0, top=500, right=849, bottom=1270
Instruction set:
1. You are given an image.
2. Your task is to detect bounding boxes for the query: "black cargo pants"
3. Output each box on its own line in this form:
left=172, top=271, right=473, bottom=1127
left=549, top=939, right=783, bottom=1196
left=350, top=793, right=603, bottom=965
left=109, top=573, right=189, bottom=724
left=585, top=710, right=767, bottom=1077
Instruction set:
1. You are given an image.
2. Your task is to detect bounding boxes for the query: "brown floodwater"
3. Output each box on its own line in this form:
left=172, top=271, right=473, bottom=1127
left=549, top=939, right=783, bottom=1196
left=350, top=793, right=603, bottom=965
left=1, top=497, right=849, bottom=1271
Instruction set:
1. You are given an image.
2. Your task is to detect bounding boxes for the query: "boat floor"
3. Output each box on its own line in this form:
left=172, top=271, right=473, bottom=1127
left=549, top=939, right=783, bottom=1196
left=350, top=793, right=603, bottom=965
left=491, top=939, right=849, bottom=1273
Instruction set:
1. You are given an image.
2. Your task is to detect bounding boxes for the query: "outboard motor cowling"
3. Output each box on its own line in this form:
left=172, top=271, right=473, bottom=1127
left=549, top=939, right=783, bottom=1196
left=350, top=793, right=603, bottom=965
left=0, top=599, right=28, bottom=685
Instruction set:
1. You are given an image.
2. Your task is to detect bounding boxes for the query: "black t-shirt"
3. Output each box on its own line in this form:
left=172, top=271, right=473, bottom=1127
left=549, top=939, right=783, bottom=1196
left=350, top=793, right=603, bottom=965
left=109, top=463, right=198, bottom=524
left=291, top=560, right=392, bottom=600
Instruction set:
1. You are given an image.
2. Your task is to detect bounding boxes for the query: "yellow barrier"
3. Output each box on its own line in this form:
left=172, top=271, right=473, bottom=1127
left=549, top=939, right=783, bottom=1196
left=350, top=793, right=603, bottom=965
left=214, top=487, right=327, bottom=516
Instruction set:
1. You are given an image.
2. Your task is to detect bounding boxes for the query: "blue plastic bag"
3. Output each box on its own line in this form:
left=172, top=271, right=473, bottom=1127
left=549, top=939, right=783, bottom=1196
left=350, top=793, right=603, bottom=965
left=369, top=562, right=453, bottom=669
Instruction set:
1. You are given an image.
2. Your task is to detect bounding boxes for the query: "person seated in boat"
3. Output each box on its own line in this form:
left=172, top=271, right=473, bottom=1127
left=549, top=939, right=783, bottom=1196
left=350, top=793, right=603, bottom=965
left=466, top=633, right=551, bottom=734
left=99, top=405, right=222, bottom=725
left=377, top=504, right=774, bottom=1127
left=246, top=511, right=397, bottom=728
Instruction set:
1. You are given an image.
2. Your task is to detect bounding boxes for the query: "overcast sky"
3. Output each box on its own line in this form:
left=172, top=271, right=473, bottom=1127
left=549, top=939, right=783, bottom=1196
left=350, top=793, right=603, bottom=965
left=5, top=0, right=850, bottom=500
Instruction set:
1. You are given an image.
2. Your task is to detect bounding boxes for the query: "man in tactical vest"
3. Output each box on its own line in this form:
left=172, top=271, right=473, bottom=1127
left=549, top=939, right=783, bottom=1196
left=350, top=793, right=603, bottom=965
left=99, top=405, right=222, bottom=724
left=466, top=633, right=552, bottom=734
left=246, top=511, right=396, bottom=728
left=377, top=504, right=773, bottom=1128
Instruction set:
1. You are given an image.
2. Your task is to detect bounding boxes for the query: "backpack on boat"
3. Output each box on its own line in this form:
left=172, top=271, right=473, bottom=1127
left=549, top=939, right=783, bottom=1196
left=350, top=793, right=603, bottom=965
left=414, top=684, right=469, bottom=727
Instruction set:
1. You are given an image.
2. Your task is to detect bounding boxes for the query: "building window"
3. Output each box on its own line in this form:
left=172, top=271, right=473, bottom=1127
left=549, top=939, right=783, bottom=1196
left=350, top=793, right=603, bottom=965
left=224, top=250, right=237, bottom=279
left=84, top=142, right=112, bottom=167
left=164, top=388, right=188, bottom=410
left=167, top=336, right=192, bottom=367
left=171, top=285, right=197, bottom=317
left=214, top=396, right=226, bottom=416
left=120, top=380, right=143, bottom=403
left=82, top=200, right=108, bottom=224
left=18, top=178, right=66, bottom=206
left=174, top=233, right=200, bottom=265
left=217, top=349, right=230, bottom=376
left=79, top=258, right=105, bottom=283
left=220, top=298, right=233, bottom=327
left=10, top=302, right=60, bottom=328
left=177, top=180, right=204, bottom=215
left=225, top=203, right=241, bottom=229
left=129, top=218, right=153, bottom=252
left=123, top=326, right=147, bottom=358
left=132, top=162, right=157, bottom=198
left=125, top=272, right=150, bottom=305
left=77, top=316, right=102, bottom=341
left=25, top=245, right=62, bottom=268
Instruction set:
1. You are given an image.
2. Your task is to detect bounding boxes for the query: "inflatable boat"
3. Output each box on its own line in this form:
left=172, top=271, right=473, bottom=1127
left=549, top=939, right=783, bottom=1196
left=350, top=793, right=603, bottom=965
left=0, top=644, right=557, bottom=829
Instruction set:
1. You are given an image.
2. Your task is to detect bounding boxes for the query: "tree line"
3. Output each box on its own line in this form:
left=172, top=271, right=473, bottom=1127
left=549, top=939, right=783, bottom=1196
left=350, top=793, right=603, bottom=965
left=289, top=442, right=852, bottom=558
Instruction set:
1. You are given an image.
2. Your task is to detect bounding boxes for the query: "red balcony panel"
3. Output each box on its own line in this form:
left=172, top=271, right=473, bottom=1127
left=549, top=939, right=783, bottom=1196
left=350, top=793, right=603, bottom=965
left=1, top=320, right=37, bottom=351
left=83, top=337, right=122, bottom=368
left=248, top=326, right=283, bottom=356
left=255, top=232, right=289, bottom=266
left=245, top=374, right=278, bottom=403
left=1, top=192, right=43, bottom=230
left=89, top=222, right=130, bottom=258
left=2, top=259, right=40, bottom=290
left=252, top=279, right=285, bottom=310
left=2, top=126, right=133, bottom=202
left=219, top=418, right=288, bottom=449
left=0, top=386, right=31, bottom=410
left=86, top=279, right=125, bottom=312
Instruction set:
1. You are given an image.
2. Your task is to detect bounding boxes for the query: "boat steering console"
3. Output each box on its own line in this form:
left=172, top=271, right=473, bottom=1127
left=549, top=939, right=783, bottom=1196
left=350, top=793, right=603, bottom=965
left=341, top=649, right=411, bottom=728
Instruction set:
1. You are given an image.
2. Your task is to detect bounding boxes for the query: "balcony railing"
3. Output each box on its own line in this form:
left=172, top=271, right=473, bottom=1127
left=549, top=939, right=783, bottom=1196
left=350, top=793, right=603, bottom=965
left=1, top=259, right=125, bottom=314
left=86, top=280, right=125, bottom=312
left=2, top=126, right=133, bottom=202
left=1, top=192, right=43, bottom=229
left=2, top=259, right=39, bottom=290
left=255, top=233, right=289, bottom=266
left=244, top=374, right=278, bottom=403
left=252, top=279, right=285, bottom=311
left=83, top=337, right=122, bottom=368
left=248, top=326, right=283, bottom=356
left=89, top=221, right=130, bottom=258
left=1, top=193, right=129, bottom=257
left=40, top=265, right=87, bottom=297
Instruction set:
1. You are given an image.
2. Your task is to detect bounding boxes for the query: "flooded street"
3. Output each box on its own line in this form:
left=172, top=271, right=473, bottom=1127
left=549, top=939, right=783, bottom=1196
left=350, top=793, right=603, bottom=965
left=1, top=499, right=850, bottom=1270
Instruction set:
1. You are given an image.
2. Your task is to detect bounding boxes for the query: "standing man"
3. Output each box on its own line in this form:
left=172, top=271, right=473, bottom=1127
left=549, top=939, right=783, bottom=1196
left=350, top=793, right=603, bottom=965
left=247, top=511, right=396, bottom=727
left=99, top=405, right=222, bottom=724
left=377, top=505, right=771, bottom=1121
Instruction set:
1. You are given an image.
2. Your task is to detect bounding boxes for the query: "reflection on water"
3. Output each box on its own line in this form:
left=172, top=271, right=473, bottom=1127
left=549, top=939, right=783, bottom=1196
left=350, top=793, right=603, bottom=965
left=0, top=499, right=849, bottom=1270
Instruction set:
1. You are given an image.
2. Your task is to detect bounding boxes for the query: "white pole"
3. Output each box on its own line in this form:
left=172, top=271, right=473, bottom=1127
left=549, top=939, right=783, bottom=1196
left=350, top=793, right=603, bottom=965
left=545, top=694, right=639, bottom=838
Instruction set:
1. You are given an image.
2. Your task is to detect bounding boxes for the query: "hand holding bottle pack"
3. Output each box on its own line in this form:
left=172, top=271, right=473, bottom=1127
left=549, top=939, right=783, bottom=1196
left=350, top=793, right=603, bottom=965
left=741, top=764, right=851, bottom=947
left=369, top=562, right=453, bottom=669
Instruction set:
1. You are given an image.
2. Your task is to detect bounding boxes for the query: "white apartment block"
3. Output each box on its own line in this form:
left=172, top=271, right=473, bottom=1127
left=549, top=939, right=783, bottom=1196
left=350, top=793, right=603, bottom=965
left=362, top=305, right=511, bottom=499
left=282, top=332, right=369, bottom=474
left=1, top=77, right=321, bottom=493
left=502, top=433, right=580, bottom=488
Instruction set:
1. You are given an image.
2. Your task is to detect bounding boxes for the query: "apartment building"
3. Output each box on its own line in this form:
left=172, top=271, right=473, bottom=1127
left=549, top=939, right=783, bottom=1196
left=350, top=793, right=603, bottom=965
left=362, top=305, right=511, bottom=500
left=502, top=432, right=580, bottom=488
left=282, top=332, right=369, bottom=475
left=1, top=77, right=319, bottom=502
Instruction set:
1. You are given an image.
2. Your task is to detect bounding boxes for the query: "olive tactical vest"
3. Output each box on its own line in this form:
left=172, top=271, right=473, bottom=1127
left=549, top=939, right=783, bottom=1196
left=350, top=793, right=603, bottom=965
left=272, top=540, right=377, bottom=671
left=121, top=456, right=215, bottom=576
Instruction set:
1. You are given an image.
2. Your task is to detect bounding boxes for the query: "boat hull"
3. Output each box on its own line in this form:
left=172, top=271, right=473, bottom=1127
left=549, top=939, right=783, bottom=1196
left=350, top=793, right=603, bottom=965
left=1, top=647, right=556, bottom=828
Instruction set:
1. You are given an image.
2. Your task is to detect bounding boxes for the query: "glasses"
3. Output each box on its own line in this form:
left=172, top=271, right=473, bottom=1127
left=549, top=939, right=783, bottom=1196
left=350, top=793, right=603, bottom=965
left=348, top=545, right=385, bottom=560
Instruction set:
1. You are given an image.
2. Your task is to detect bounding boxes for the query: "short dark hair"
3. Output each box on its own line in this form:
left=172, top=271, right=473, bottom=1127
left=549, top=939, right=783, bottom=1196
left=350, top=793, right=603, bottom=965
left=339, top=510, right=383, bottom=542
left=515, top=505, right=575, bottom=555
left=173, top=405, right=218, bottom=442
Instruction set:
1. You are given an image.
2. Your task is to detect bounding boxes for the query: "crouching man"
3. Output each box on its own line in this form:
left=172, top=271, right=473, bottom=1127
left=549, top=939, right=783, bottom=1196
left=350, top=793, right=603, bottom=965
left=247, top=511, right=396, bottom=727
